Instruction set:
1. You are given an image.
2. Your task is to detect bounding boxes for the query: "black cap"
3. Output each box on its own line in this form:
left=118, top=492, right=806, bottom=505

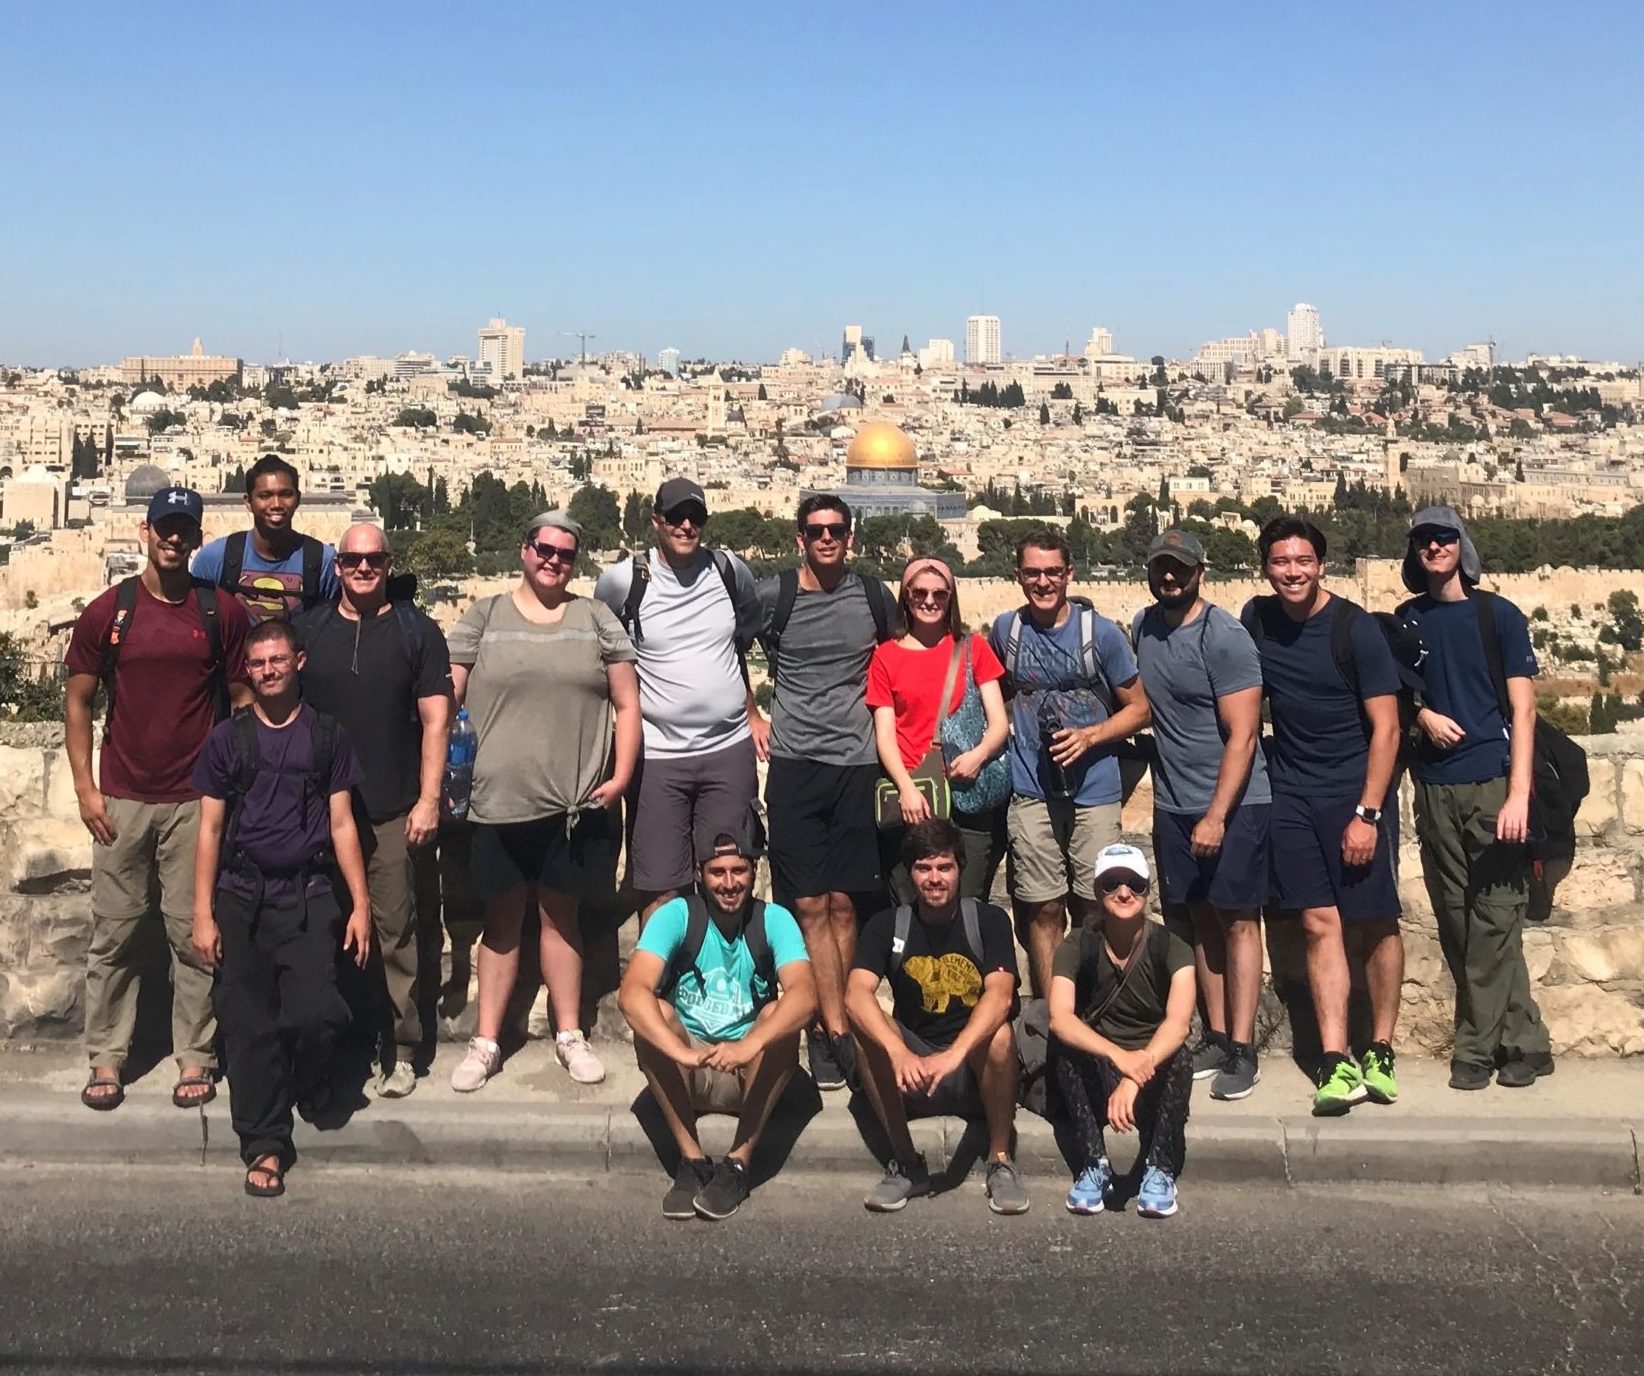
left=655, top=477, right=708, bottom=517
left=145, top=486, right=203, bottom=527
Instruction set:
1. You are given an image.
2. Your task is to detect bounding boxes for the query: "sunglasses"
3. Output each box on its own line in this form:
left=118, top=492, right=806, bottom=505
left=803, top=522, right=849, bottom=542
left=661, top=506, right=708, bottom=528
left=527, top=540, right=578, bottom=565
left=1414, top=529, right=1460, bottom=548
left=908, top=587, right=951, bottom=605
left=336, top=552, right=389, bottom=570
left=1098, top=872, right=1149, bottom=895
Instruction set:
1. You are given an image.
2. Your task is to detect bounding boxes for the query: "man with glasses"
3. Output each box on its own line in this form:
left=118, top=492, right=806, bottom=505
left=192, top=455, right=340, bottom=623
left=596, top=478, right=763, bottom=919
left=1396, top=506, right=1552, bottom=1091
left=294, top=524, right=452, bottom=1097
left=989, top=530, right=1150, bottom=997
left=1132, top=529, right=1270, bottom=1101
left=751, top=495, right=894, bottom=1090
left=64, top=486, right=252, bottom=1112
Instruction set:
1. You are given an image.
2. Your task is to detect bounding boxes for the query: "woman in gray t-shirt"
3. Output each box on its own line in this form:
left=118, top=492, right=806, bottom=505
left=445, top=512, right=640, bottom=1092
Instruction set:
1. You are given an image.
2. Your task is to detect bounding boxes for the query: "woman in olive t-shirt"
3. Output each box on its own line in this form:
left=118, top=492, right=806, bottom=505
left=445, top=512, right=641, bottom=1093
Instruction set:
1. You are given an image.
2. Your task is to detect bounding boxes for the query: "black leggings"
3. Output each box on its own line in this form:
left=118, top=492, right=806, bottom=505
left=1055, top=1043, right=1193, bottom=1177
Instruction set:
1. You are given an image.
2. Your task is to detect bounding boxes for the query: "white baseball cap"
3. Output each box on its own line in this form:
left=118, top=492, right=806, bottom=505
left=1093, top=843, right=1150, bottom=886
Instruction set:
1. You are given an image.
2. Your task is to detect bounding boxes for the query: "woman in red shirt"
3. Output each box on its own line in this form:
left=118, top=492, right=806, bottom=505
left=866, top=557, right=1010, bottom=901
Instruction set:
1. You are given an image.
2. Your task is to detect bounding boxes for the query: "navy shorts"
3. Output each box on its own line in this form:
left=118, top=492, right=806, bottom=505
left=1269, top=792, right=1401, bottom=921
left=1153, top=803, right=1271, bottom=911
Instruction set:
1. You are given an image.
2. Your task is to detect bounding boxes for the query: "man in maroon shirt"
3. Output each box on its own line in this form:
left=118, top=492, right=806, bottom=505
left=64, top=486, right=251, bottom=1111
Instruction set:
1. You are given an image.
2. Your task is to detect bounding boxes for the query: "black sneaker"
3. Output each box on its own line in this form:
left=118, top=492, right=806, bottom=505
left=1525, top=1051, right=1556, bottom=1078
left=1190, top=1030, right=1232, bottom=1080
left=693, top=1157, right=750, bottom=1221
left=809, top=1031, right=845, bottom=1091
left=1209, top=1044, right=1260, bottom=1101
left=1448, top=1060, right=1493, bottom=1091
left=1496, top=1056, right=1539, bottom=1089
left=832, top=1033, right=861, bottom=1093
left=662, top=1157, right=714, bottom=1220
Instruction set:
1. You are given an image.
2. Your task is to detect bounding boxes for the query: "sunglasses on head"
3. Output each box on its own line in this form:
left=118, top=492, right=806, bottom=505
left=803, top=522, right=849, bottom=542
left=1098, top=872, right=1149, bottom=895
left=661, top=506, right=707, bottom=528
left=527, top=539, right=578, bottom=565
left=336, top=551, right=388, bottom=570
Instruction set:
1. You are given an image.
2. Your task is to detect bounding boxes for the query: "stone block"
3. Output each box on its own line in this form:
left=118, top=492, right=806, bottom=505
left=1522, top=927, right=1557, bottom=983
left=1554, top=927, right=1644, bottom=985
left=41, top=748, right=85, bottom=821
left=1623, top=759, right=1644, bottom=836
left=3, top=818, right=92, bottom=894
left=0, top=747, right=46, bottom=820
left=1555, top=850, right=1637, bottom=911
left=1575, top=758, right=1618, bottom=837
left=1539, top=983, right=1644, bottom=1056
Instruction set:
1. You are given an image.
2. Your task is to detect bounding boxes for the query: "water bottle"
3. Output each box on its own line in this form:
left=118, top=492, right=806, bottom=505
left=443, top=708, right=478, bottom=821
left=1038, top=696, right=1075, bottom=800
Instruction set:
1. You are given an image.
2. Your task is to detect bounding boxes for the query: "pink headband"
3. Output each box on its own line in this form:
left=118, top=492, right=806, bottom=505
left=900, top=557, right=955, bottom=598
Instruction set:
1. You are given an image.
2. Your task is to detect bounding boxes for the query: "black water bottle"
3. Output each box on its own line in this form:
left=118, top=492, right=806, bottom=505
left=1038, top=696, right=1075, bottom=800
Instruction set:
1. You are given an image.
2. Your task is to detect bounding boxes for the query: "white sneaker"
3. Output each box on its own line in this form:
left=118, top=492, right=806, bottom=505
left=555, top=1032, right=606, bottom=1085
left=378, top=1061, right=417, bottom=1099
left=450, top=1037, right=501, bottom=1092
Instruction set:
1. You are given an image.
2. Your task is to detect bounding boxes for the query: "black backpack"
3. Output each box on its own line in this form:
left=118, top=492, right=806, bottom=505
left=99, top=576, right=229, bottom=735
left=655, top=894, right=778, bottom=1012
left=619, top=548, right=752, bottom=684
left=760, top=569, right=894, bottom=684
left=219, top=706, right=339, bottom=870
left=296, top=592, right=428, bottom=722
left=219, top=530, right=327, bottom=616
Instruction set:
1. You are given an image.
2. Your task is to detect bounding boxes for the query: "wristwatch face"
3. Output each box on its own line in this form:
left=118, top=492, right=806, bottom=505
left=1356, top=806, right=1381, bottom=823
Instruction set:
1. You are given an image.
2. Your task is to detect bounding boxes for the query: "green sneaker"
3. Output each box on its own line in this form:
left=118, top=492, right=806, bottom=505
left=1312, top=1053, right=1368, bottom=1116
left=1361, top=1041, right=1398, bottom=1104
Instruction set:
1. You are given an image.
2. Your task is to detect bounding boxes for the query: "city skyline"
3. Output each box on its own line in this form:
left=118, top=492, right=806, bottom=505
left=4, top=4, right=1642, bottom=366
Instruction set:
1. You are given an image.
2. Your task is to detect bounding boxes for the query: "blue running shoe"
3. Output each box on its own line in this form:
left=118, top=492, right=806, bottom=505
left=1065, top=1159, right=1112, bottom=1215
left=1137, top=1165, right=1178, bottom=1219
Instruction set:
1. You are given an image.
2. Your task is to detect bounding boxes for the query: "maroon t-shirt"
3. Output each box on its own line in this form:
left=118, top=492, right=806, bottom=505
left=65, top=581, right=251, bottom=803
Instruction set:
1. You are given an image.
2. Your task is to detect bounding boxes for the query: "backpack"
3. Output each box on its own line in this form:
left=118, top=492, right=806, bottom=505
left=760, top=568, right=894, bottom=684
left=296, top=595, right=428, bottom=720
left=655, top=894, right=777, bottom=1012
left=219, top=706, right=339, bottom=872
left=618, top=548, right=751, bottom=683
left=219, top=530, right=327, bottom=616
left=99, top=576, right=230, bottom=736
left=888, top=898, right=984, bottom=980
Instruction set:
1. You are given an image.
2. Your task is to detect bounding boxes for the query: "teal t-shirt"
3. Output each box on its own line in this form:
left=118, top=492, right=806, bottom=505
left=635, top=897, right=809, bottom=1042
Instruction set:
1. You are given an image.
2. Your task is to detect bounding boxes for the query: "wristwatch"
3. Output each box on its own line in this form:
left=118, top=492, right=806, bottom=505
left=1354, top=804, right=1384, bottom=824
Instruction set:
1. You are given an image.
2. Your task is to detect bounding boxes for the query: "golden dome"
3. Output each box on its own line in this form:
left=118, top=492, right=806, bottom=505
left=846, top=420, right=918, bottom=470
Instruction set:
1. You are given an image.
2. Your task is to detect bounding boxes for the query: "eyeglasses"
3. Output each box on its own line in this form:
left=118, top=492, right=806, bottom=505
left=246, top=653, right=295, bottom=671
left=803, top=522, right=849, bottom=542
left=1098, top=872, right=1149, bottom=895
left=908, top=587, right=951, bottom=606
left=527, top=540, right=578, bottom=565
left=1020, top=566, right=1069, bottom=583
left=661, top=506, right=708, bottom=529
left=1415, top=530, right=1460, bottom=548
left=336, top=552, right=389, bottom=570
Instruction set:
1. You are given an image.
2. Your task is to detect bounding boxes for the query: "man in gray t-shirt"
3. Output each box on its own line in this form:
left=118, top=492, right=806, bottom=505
left=1132, top=529, right=1271, bottom=1102
left=750, top=494, right=894, bottom=1091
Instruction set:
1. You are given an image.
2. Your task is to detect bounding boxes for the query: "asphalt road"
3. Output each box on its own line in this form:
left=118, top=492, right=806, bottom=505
left=1, top=1165, right=1639, bottom=1376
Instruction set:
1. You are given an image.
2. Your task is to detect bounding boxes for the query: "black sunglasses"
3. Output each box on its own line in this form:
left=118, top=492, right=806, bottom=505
left=803, top=522, right=849, bottom=541
left=527, top=540, right=578, bottom=564
left=336, top=551, right=389, bottom=570
left=1098, top=872, right=1149, bottom=895
left=661, top=506, right=708, bottom=528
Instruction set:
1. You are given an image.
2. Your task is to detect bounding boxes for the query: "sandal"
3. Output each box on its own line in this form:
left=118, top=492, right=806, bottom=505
left=172, top=1073, right=217, bottom=1109
left=80, top=1072, right=125, bottom=1112
left=244, top=1156, right=286, bottom=1199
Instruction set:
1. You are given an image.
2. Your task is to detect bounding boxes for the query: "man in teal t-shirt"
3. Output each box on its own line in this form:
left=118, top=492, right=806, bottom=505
left=619, top=831, right=815, bottom=1222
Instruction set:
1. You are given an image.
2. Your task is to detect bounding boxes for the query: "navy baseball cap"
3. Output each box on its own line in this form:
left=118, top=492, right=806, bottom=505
left=146, top=486, right=204, bottom=526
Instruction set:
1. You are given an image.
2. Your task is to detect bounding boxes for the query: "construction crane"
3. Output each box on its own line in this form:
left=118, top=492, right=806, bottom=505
left=561, top=330, right=596, bottom=365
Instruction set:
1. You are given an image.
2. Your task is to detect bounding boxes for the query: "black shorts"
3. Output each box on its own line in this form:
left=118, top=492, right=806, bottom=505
left=1270, top=792, right=1401, bottom=921
left=897, top=1022, right=985, bottom=1119
left=469, top=808, right=619, bottom=904
left=1153, top=803, right=1271, bottom=911
left=765, top=757, right=881, bottom=903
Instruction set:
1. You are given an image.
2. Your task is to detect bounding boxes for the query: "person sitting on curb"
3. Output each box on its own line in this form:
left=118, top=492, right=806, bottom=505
left=190, top=619, right=373, bottom=1200
left=846, top=817, right=1028, bottom=1216
left=1050, top=844, right=1195, bottom=1220
left=619, top=829, right=816, bottom=1222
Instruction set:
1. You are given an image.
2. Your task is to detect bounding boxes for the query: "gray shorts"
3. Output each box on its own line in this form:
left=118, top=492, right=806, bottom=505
left=897, top=1022, right=985, bottom=1119
left=626, top=738, right=759, bottom=893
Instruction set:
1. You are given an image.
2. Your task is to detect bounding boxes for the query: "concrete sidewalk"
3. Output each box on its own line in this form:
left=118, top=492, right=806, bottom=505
left=2, top=1043, right=1639, bottom=1192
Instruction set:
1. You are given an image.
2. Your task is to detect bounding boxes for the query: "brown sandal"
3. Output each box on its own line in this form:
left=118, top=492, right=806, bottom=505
left=80, top=1073, right=124, bottom=1112
left=172, top=1074, right=217, bottom=1109
left=244, top=1156, right=286, bottom=1199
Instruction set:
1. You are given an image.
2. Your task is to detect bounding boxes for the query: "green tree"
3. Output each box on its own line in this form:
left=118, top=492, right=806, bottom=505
left=567, top=485, right=622, bottom=550
left=1037, top=402, right=1051, bottom=425
left=369, top=472, right=430, bottom=530
left=392, top=407, right=437, bottom=428
left=401, top=530, right=475, bottom=581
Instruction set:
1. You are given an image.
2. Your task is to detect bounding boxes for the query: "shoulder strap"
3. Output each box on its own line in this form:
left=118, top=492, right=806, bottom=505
left=762, top=568, right=801, bottom=683
left=659, top=894, right=711, bottom=999
left=959, top=898, right=983, bottom=967
left=1472, top=589, right=1512, bottom=721
left=220, top=531, right=247, bottom=592
left=931, top=637, right=966, bottom=745
left=618, top=552, right=650, bottom=642
left=229, top=708, right=260, bottom=798
left=300, top=535, right=324, bottom=607
left=708, top=548, right=752, bottom=686
left=889, top=904, right=914, bottom=978
left=1002, top=607, right=1025, bottom=678
left=858, top=571, right=893, bottom=643
left=1069, top=596, right=1112, bottom=713
left=310, top=709, right=337, bottom=792
left=98, top=577, right=144, bottom=733
left=392, top=602, right=425, bottom=676
left=1330, top=597, right=1363, bottom=696
left=193, top=581, right=230, bottom=722
left=744, top=900, right=775, bottom=1001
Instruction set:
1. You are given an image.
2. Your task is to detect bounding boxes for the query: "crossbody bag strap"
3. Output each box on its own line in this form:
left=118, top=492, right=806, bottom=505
left=931, top=635, right=966, bottom=745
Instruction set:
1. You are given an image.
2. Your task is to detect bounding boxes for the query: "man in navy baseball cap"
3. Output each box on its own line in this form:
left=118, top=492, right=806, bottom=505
left=147, top=485, right=205, bottom=528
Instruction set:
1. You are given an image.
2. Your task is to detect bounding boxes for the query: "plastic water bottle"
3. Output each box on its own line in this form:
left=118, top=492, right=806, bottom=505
left=1038, top=696, right=1075, bottom=800
left=443, top=709, right=478, bottom=821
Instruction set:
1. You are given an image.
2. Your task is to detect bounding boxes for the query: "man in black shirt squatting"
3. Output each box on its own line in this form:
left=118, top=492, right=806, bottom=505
left=846, top=818, right=1028, bottom=1216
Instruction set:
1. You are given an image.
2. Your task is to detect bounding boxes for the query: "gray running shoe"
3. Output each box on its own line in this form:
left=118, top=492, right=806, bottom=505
left=865, top=1153, right=931, bottom=1212
left=662, top=1157, right=714, bottom=1220
left=1210, top=1044, right=1260, bottom=1101
left=985, top=1158, right=1030, bottom=1215
left=1190, top=1030, right=1231, bottom=1080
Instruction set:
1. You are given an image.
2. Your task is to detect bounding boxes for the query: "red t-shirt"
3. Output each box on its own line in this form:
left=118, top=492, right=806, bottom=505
left=866, top=634, right=1005, bottom=771
left=65, top=581, right=251, bottom=803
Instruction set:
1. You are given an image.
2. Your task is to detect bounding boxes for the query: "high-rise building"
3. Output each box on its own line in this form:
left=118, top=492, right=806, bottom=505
left=1084, top=326, right=1115, bottom=358
left=658, top=347, right=681, bottom=375
left=1286, top=303, right=1323, bottom=362
left=841, top=324, right=875, bottom=365
left=918, top=338, right=956, bottom=369
left=477, top=316, right=526, bottom=381
left=966, top=315, right=1001, bottom=365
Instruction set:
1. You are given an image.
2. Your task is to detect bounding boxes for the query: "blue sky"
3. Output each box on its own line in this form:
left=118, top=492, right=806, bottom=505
left=4, top=2, right=1641, bottom=367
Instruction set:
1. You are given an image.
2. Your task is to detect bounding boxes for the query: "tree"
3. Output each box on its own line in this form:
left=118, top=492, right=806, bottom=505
left=452, top=411, right=491, bottom=435
left=400, top=530, right=475, bottom=581
left=756, top=383, right=768, bottom=401
left=369, top=472, right=429, bottom=530
left=1071, top=401, right=1084, bottom=425
left=1607, top=590, right=1643, bottom=652
left=392, top=407, right=437, bottom=428
left=567, top=485, right=622, bottom=551
left=1037, top=402, right=1050, bottom=425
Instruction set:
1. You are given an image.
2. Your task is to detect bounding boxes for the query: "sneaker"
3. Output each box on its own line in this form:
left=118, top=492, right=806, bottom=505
left=985, top=1158, right=1030, bottom=1215
left=1209, top=1044, right=1260, bottom=1101
left=1312, top=1053, right=1367, bottom=1115
left=1065, top=1159, right=1112, bottom=1215
left=809, top=1031, right=846, bottom=1091
left=377, top=1061, right=417, bottom=1099
left=1137, top=1165, right=1179, bottom=1219
left=1496, top=1056, right=1539, bottom=1089
left=831, top=1032, right=861, bottom=1093
left=1448, top=1059, right=1493, bottom=1091
left=555, top=1031, right=606, bottom=1085
left=663, top=1157, right=714, bottom=1220
left=1524, top=1051, right=1556, bottom=1078
left=1190, top=1030, right=1232, bottom=1080
left=865, top=1153, right=931, bottom=1212
left=450, top=1036, right=501, bottom=1092
left=1361, top=1041, right=1398, bottom=1104
left=693, top=1157, right=751, bottom=1221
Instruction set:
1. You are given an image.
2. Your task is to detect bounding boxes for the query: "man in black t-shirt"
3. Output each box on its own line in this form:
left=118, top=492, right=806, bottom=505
left=1049, top=845, right=1195, bottom=1220
left=847, top=818, right=1027, bottom=1216
left=294, top=523, right=452, bottom=1097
